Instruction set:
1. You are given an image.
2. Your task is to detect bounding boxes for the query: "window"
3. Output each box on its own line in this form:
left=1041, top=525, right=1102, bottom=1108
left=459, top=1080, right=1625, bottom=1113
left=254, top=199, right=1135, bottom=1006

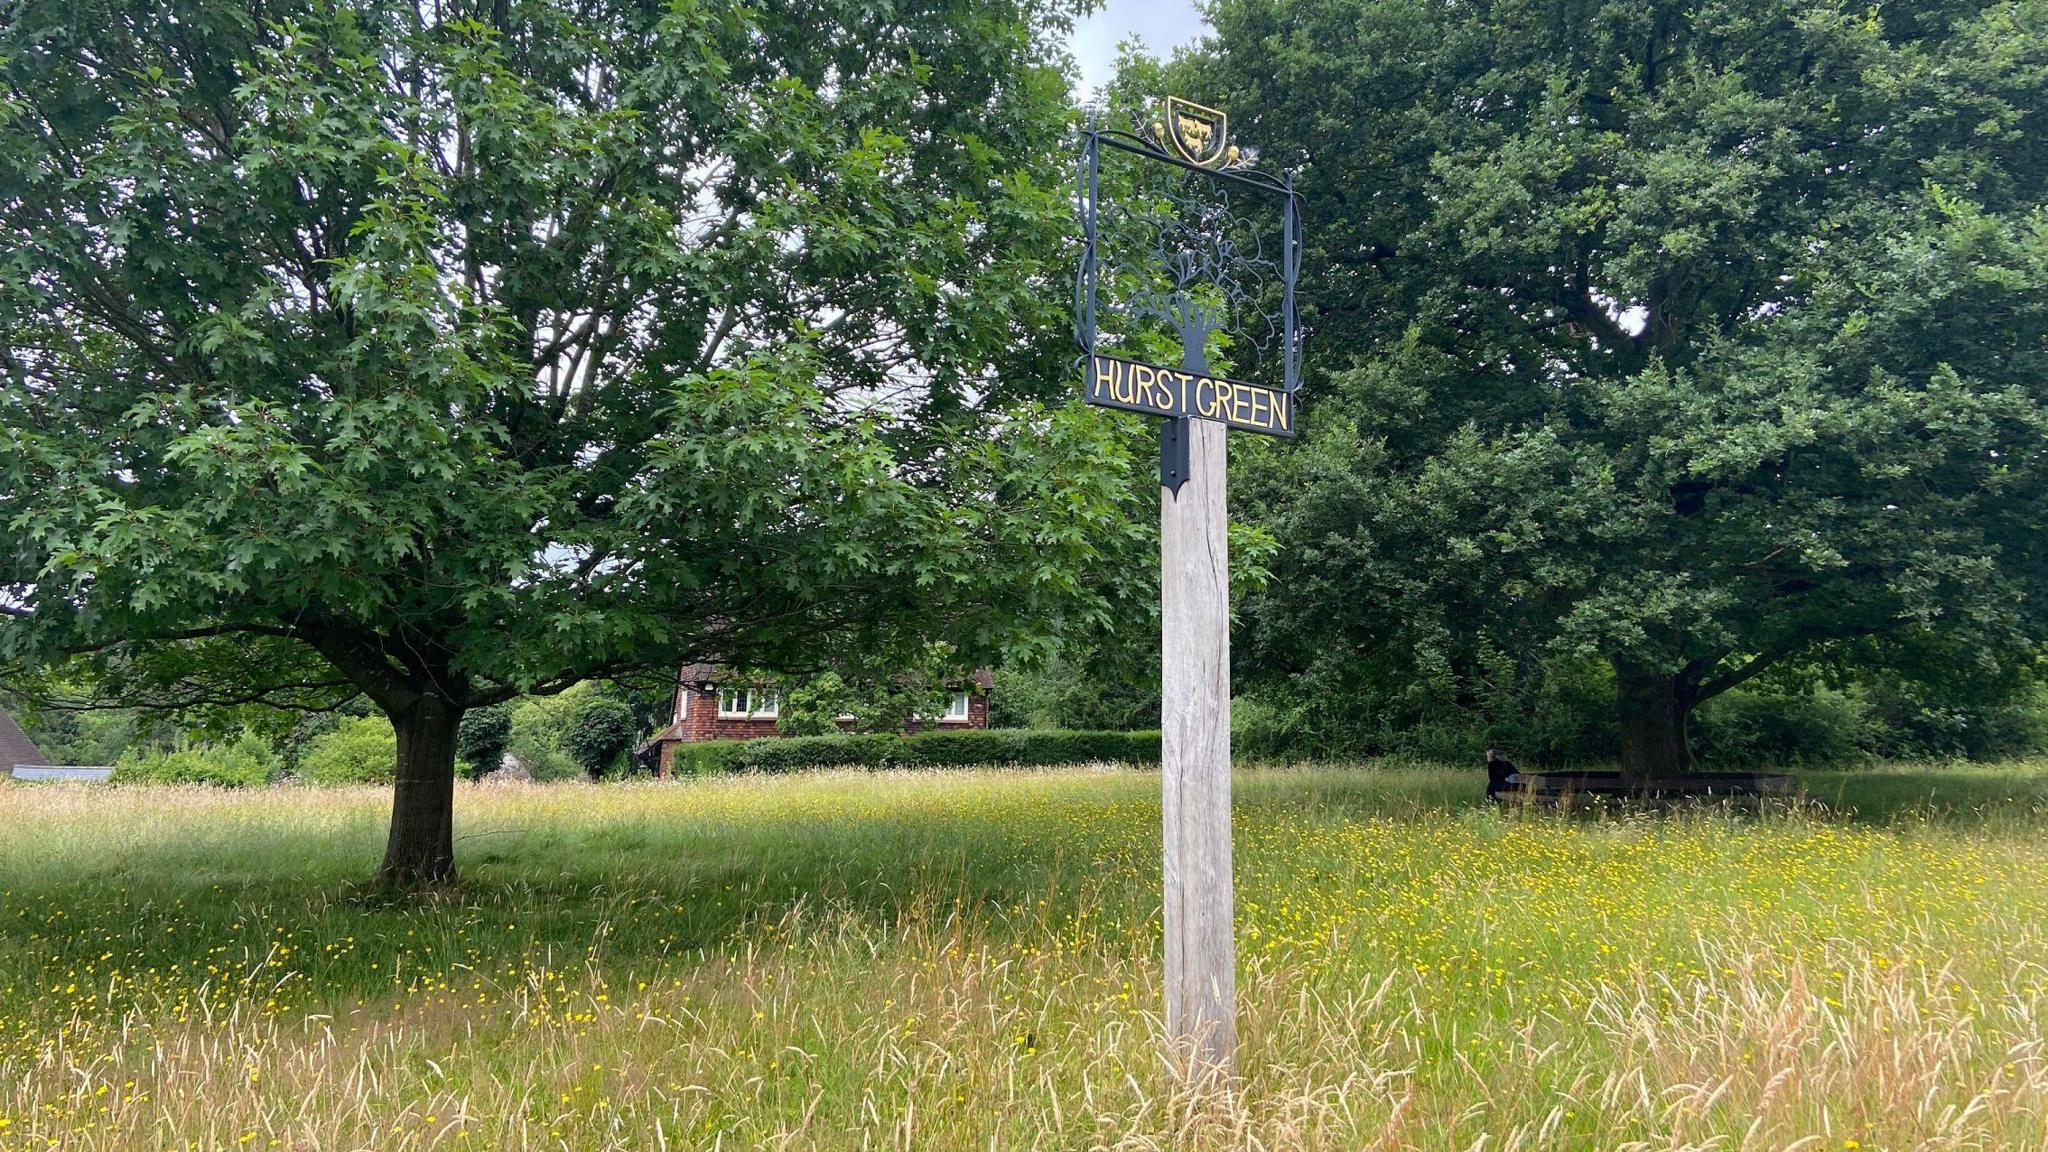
left=717, top=687, right=778, bottom=718
left=942, top=692, right=972, bottom=722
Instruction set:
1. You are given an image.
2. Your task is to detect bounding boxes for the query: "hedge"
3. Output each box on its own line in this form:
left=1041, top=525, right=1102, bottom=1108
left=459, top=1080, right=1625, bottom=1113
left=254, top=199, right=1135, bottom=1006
left=670, top=729, right=1161, bottom=775
left=113, top=736, right=276, bottom=788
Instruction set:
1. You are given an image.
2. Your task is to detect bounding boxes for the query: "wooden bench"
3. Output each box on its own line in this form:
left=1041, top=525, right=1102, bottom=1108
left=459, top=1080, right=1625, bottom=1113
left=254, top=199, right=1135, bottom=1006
left=1489, top=769, right=1796, bottom=804
left=11, top=765, right=114, bottom=783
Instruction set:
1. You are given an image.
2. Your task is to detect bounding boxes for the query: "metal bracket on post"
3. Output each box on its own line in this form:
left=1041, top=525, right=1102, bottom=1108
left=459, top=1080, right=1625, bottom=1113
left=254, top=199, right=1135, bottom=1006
left=1160, top=417, right=1192, bottom=494
left=1163, top=330, right=1208, bottom=495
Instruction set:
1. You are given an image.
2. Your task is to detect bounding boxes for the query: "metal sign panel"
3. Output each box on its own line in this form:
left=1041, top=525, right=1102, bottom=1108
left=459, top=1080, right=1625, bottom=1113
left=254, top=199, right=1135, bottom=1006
left=1086, top=354, right=1294, bottom=437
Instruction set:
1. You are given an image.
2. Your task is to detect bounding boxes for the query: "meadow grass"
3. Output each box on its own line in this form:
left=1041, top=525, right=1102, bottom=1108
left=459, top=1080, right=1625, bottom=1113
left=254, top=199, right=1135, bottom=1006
left=2, top=764, right=2047, bottom=1150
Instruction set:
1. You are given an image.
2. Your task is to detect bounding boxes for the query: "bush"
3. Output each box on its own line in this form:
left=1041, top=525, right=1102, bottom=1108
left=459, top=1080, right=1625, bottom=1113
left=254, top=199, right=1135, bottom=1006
left=113, top=734, right=276, bottom=787
left=457, top=703, right=514, bottom=780
left=671, top=740, right=748, bottom=776
left=507, top=694, right=584, bottom=781
left=670, top=729, right=1161, bottom=775
left=563, top=696, right=637, bottom=779
left=1861, top=680, right=2048, bottom=762
left=298, top=716, right=397, bottom=785
left=1692, top=687, right=1877, bottom=766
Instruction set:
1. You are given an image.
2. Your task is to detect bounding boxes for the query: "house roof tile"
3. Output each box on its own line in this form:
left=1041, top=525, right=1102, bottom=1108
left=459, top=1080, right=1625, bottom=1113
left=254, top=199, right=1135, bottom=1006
left=0, top=707, right=49, bottom=772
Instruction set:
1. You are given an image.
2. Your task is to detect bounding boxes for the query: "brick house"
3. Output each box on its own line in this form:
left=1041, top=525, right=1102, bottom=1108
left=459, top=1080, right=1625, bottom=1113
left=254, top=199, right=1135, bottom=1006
left=640, top=664, right=991, bottom=776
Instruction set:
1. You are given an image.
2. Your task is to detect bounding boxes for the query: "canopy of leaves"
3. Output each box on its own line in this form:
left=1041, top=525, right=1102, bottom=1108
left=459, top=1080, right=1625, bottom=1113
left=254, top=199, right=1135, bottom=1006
left=1185, top=0, right=2048, bottom=741
left=0, top=0, right=1141, bottom=724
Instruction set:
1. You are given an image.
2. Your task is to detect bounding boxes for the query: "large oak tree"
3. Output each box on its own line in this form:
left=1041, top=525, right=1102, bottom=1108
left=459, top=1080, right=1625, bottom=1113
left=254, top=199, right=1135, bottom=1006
left=0, top=0, right=1144, bottom=881
left=1192, top=0, right=2048, bottom=777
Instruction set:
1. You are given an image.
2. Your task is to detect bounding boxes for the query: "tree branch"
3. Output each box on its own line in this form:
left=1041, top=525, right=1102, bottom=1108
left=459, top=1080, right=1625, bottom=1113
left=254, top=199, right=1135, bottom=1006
left=1696, top=649, right=1786, bottom=702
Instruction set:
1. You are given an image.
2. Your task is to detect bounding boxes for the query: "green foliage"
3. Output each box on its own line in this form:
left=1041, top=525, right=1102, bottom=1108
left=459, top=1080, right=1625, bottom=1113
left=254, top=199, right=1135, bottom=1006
left=562, top=697, right=637, bottom=779
left=113, top=735, right=277, bottom=788
left=506, top=692, right=585, bottom=782
left=0, top=0, right=1142, bottom=876
left=1691, top=688, right=1879, bottom=768
left=1192, top=0, right=2048, bottom=774
left=298, top=717, right=398, bottom=786
left=672, top=730, right=1162, bottom=775
left=777, top=651, right=979, bottom=737
left=456, top=704, right=514, bottom=781
left=16, top=707, right=145, bottom=768
left=990, top=655, right=1159, bottom=731
left=1235, top=661, right=2048, bottom=768
left=774, top=674, right=860, bottom=737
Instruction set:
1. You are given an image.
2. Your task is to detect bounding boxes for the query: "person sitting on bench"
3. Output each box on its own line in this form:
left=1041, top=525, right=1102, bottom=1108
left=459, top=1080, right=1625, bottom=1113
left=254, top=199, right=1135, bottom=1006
left=1485, top=749, right=1520, bottom=799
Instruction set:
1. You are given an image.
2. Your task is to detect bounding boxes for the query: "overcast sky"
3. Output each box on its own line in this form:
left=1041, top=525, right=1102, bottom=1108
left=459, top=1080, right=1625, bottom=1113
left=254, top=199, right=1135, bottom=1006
left=1068, top=0, right=1209, bottom=95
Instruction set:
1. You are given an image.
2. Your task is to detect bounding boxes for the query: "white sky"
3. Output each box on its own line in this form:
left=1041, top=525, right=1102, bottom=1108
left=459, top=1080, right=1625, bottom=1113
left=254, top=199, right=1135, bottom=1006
left=1068, top=0, right=1210, bottom=95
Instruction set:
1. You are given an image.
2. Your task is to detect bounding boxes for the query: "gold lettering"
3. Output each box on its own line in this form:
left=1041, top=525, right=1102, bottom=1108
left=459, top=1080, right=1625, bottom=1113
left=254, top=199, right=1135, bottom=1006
left=1091, top=357, right=1115, bottom=403
left=1141, top=368, right=1168, bottom=412
left=1246, top=386, right=1268, bottom=429
left=1162, top=371, right=1188, bottom=413
left=1273, top=391, right=1290, bottom=433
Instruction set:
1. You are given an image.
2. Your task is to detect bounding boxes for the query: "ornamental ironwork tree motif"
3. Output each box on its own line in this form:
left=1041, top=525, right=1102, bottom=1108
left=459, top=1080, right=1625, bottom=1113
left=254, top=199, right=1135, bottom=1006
left=1075, top=114, right=1302, bottom=391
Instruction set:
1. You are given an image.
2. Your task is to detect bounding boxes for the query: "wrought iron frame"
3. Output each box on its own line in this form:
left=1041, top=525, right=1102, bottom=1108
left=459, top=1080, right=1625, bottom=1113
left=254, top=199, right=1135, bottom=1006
left=1074, top=120, right=1303, bottom=489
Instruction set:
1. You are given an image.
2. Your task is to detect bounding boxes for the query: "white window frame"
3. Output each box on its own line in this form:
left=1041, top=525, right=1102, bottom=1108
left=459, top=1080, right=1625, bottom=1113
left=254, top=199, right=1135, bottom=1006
left=718, top=686, right=779, bottom=719
left=940, top=691, right=973, bottom=723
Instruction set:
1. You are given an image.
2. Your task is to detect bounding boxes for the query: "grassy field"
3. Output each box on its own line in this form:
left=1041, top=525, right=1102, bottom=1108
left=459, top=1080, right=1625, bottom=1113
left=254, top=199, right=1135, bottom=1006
left=3, top=765, right=2048, bottom=1150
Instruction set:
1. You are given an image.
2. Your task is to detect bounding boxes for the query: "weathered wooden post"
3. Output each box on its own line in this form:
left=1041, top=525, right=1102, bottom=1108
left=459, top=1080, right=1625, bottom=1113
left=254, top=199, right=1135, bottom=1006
left=1074, top=100, right=1304, bottom=1077
left=1161, top=409, right=1235, bottom=1067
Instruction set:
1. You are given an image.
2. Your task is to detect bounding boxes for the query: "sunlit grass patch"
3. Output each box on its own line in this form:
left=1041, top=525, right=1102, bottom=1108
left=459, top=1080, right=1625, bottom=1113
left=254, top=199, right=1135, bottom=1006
left=1, top=765, right=2046, bottom=1148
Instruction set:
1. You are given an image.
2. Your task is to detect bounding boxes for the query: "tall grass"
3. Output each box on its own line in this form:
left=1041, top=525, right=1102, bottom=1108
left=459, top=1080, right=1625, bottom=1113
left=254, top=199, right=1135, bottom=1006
left=2, top=765, right=2047, bottom=1149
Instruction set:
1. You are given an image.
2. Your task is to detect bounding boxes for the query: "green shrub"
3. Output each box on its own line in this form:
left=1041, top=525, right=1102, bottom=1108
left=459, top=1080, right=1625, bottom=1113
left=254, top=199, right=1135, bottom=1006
left=1692, top=687, right=1877, bottom=766
left=670, top=729, right=1161, bottom=775
left=738, top=734, right=905, bottom=772
left=113, top=734, right=276, bottom=787
left=457, top=703, right=514, bottom=780
left=298, top=716, right=397, bottom=785
left=670, top=740, right=747, bottom=776
left=507, top=694, right=583, bottom=781
left=563, top=696, right=637, bottom=779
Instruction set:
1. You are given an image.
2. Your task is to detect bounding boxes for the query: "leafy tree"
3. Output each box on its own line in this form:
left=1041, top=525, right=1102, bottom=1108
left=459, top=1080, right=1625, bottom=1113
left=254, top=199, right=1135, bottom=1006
left=776, top=646, right=968, bottom=735
left=989, top=652, right=1161, bottom=730
left=562, top=695, right=635, bottom=780
left=1191, top=0, right=2048, bottom=778
left=776, top=673, right=860, bottom=736
left=0, top=0, right=1137, bottom=882
left=455, top=702, right=512, bottom=781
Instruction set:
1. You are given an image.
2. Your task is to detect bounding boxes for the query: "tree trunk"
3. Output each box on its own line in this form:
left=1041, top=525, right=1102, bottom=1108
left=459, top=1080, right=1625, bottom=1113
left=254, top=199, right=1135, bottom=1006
left=1613, top=657, right=1693, bottom=785
left=381, top=695, right=463, bottom=887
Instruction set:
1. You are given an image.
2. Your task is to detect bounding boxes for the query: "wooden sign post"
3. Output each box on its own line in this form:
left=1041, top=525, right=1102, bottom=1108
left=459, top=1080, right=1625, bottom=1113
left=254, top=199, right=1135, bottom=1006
left=1161, top=403, right=1236, bottom=1069
left=1074, top=100, right=1303, bottom=1078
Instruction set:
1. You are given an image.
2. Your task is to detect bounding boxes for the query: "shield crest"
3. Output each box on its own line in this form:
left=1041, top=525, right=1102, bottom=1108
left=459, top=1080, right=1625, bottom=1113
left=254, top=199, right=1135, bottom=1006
left=1164, top=98, right=1229, bottom=168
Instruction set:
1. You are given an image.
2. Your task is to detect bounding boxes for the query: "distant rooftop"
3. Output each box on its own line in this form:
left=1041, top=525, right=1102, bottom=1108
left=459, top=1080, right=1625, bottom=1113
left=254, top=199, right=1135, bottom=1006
left=0, top=706, right=48, bottom=771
